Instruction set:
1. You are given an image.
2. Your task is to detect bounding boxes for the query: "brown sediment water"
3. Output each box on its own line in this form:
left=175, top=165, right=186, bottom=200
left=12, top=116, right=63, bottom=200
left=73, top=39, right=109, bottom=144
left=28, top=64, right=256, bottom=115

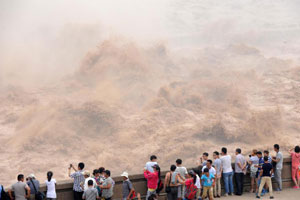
left=0, top=0, right=300, bottom=187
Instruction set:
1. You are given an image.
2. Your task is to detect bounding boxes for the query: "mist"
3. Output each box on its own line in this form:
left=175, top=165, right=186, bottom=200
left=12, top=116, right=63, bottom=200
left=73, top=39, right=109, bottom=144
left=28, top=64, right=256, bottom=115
left=0, top=0, right=300, bottom=186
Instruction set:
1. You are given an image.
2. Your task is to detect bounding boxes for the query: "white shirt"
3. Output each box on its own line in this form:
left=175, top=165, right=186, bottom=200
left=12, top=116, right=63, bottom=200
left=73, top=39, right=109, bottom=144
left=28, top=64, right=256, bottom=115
left=221, top=155, right=233, bottom=173
left=202, top=166, right=216, bottom=175
left=84, top=177, right=97, bottom=191
left=175, top=166, right=188, bottom=178
left=145, top=161, right=157, bottom=172
left=45, top=179, right=56, bottom=198
left=195, top=174, right=201, bottom=189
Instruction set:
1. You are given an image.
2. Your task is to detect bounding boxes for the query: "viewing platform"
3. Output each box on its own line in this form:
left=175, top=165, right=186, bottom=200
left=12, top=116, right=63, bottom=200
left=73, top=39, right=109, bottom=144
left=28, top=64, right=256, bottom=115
left=6, top=157, right=297, bottom=199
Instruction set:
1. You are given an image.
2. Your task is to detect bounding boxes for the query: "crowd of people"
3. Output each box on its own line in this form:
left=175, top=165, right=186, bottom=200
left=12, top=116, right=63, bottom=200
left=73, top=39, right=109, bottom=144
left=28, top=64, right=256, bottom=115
left=1, top=144, right=300, bottom=200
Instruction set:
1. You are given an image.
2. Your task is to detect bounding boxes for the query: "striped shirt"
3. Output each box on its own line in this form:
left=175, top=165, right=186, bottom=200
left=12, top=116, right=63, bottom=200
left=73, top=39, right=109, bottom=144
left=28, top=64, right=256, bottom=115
left=70, top=170, right=85, bottom=192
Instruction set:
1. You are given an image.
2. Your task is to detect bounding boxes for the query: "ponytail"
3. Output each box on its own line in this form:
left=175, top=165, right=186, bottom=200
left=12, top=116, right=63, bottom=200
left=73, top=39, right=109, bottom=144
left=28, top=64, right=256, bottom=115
left=157, top=168, right=161, bottom=179
left=193, top=174, right=197, bottom=184
left=47, top=171, right=53, bottom=182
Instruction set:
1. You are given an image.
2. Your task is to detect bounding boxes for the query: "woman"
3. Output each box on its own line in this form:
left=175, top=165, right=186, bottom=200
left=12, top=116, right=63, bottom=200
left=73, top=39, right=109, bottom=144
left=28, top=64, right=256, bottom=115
left=181, top=171, right=197, bottom=200
left=93, top=169, right=102, bottom=195
left=45, top=171, right=56, bottom=200
left=164, top=165, right=180, bottom=200
left=248, top=149, right=259, bottom=193
left=144, top=164, right=160, bottom=200
left=289, top=146, right=300, bottom=189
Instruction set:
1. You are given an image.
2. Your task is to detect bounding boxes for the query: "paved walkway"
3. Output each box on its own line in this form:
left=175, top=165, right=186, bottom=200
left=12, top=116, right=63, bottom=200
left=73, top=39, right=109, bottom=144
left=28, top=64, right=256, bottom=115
left=226, top=188, right=300, bottom=200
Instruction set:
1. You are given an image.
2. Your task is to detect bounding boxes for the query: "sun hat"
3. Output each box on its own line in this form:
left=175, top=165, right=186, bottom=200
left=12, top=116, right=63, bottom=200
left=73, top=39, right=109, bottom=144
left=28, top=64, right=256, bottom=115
left=28, top=174, right=35, bottom=179
left=82, top=171, right=90, bottom=177
left=121, top=172, right=129, bottom=178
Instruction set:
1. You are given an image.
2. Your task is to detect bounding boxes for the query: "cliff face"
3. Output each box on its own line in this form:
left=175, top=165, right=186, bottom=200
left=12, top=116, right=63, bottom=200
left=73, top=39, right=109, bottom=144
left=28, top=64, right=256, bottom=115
left=0, top=40, right=299, bottom=186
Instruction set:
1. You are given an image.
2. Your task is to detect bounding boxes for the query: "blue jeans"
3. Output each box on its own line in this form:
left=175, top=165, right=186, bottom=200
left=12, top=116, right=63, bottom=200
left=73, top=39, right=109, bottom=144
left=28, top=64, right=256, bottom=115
left=223, top=171, right=234, bottom=194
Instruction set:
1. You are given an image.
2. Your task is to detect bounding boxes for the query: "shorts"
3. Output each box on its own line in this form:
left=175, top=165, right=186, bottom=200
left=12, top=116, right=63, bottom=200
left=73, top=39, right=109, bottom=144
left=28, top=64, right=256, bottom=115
left=177, top=185, right=185, bottom=198
left=250, top=165, right=258, bottom=178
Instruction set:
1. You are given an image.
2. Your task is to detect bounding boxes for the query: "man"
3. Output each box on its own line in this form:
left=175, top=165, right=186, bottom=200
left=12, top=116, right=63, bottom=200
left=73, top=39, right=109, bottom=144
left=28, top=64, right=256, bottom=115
left=213, top=151, right=222, bottom=198
left=221, top=147, right=234, bottom=196
left=145, top=155, right=158, bottom=173
left=69, top=162, right=85, bottom=200
left=256, top=156, right=274, bottom=199
left=83, top=180, right=99, bottom=200
left=26, top=174, right=40, bottom=200
left=202, top=160, right=216, bottom=176
left=175, top=159, right=187, bottom=200
left=234, top=148, right=246, bottom=196
left=272, top=144, right=283, bottom=191
left=200, top=152, right=209, bottom=167
left=121, top=172, right=134, bottom=200
left=100, top=170, right=114, bottom=200
left=82, top=171, right=96, bottom=191
left=9, top=174, right=30, bottom=200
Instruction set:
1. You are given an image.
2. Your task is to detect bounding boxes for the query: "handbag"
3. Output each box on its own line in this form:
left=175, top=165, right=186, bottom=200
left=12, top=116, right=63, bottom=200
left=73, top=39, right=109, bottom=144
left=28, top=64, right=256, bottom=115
left=126, top=181, right=136, bottom=199
left=30, top=180, right=45, bottom=200
left=165, top=172, right=172, bottom=193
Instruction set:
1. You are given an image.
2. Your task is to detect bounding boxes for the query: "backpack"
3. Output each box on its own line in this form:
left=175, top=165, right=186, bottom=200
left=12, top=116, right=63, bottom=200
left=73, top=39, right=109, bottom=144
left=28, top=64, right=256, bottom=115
left=0, top=185, right=10, bottom=200
left=156, top=179, right=164, bottom=194
left=30, top=180, right=45, bottom=200
left=184, top=183, right=197, bottom=200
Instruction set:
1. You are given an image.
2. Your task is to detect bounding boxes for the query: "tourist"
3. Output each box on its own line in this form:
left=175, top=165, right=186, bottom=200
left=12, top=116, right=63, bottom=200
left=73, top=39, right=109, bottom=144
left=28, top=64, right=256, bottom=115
left=144, top=164, right=160, bottom=200
left=263, top=151, right=272, bottom=164
left=145, top=155, right=158, bottom=173
left=164, top=165, right=181, bottom=200
left=83, top=171, right=96, bottom=191
left=289, top=145, right=300, bottom=188
left=45, top=171, right=56, bottom=200
left=26, top=174, right=40, bottom=200
left=213, top=151, right=222, bottom=198
left=201, top=168, right=215, bottom=200
left=248, top=149, right=259, bottom=193
left=100, top=170, right=114, bottom=200
left=93, top=169, right=101, bottom=195
left=0, top=184, right=9, bottom=200
left=83, top=180, right=99, bottom=200
left=182, top=171, right=198, bottom=200
left=221, top=147, right=234, bottom=196
left=200, top=152, right=209, bottom=167
left=272, top=144, right=283, bottom=191
left=256, top=152, right=265, bottom=196
left=202, top=160, right=216, bottom=176
left=8, top=174, right=31, bottom=200
left=121, top=172, right=135, bottom=200
left=69, top=163, right=85, bottom=200
left=98, top=167, right=106, bottom=185
left=195, top=172, right=202, bottom=200
left=175, top=159, right=187, bottom=200
left=234, top=148, right=246, bottom=196
left=256, top=156, right=274, bottom=199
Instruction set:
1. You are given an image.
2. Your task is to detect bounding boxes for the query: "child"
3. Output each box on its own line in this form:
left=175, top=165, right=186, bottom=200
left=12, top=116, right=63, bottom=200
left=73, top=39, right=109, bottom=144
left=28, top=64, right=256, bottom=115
left=201, top=168, right=215, bottom=200
left=256, top=156, right=274, bottom=199
left=83, top=180, right=99, bottom=200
